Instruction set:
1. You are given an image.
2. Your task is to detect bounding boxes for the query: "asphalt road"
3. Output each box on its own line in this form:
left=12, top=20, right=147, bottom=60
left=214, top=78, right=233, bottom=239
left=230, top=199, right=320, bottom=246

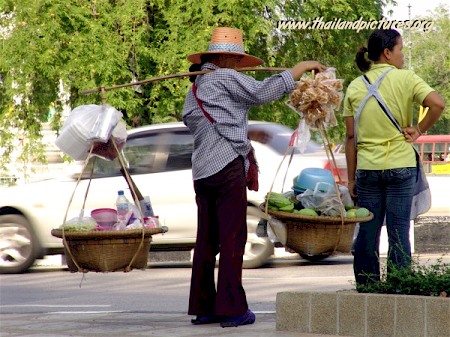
left=2, top=253, right=448, bottom=337
left=2, top=252, right=449, bottom=316
left=1, top=253, right=357, bottom=315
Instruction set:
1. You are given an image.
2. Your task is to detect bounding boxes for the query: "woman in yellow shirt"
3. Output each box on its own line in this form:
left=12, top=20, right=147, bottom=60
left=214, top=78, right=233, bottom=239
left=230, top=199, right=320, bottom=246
left=343, top=29, right=445, bottom=288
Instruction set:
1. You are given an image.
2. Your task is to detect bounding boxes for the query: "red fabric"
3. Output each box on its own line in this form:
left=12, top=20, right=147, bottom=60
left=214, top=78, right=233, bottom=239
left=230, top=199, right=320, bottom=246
left=246, top=146, right=259, bottom=191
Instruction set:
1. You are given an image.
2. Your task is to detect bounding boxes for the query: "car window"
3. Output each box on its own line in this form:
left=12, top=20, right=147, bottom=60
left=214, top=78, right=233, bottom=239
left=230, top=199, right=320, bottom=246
left=126, top=130, right=193, bottom=174
left=249, top=123, right=323, bottom=155
left=80, top=129, right=193, bottom=179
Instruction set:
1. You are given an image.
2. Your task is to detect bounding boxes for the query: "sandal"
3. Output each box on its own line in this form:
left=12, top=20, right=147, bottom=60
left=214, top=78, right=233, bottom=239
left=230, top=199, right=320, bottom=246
left=220, top=309, right=256, bottom=328
left=191, top=315, right=220, bottom=325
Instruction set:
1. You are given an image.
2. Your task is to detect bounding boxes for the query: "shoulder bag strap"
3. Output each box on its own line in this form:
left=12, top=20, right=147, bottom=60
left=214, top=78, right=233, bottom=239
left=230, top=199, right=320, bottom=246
left=191, top=83, right=255, bottom=164
left=192, top=83, right=215, bottom=124
left=191, top=83, right=246, bottom=146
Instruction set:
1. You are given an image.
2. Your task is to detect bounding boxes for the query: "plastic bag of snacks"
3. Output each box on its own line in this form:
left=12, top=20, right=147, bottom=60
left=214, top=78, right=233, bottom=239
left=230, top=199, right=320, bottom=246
left=287, top=67, right=344, bottom=129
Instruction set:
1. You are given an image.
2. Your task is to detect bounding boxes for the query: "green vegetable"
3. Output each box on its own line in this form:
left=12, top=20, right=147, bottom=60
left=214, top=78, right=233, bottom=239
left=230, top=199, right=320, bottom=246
left=279, top=203, right=294, bottom=212
left=345, top=204, right=354, bottom=211
left=298, top=208, right=318, bottom=216
left=346, top=210, right=357, bottom=218
left=356, top=207, right=370, bottom=218
left=266, top=192, right=293, bottom=208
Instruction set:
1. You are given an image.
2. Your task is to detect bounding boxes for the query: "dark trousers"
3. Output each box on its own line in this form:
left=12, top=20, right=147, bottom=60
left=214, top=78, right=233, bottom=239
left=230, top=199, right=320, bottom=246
left=188, top=156, right=248, bottom=317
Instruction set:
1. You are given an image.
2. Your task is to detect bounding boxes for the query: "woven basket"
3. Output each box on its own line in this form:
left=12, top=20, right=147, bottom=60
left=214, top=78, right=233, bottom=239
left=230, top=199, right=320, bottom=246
left=51, top=228, right=163, bottom=272
left=260, top=204, right=373, bottom=256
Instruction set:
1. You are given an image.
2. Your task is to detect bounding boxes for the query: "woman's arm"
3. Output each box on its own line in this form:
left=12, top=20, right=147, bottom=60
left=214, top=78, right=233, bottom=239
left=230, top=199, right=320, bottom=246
left=289, top=61, right=327, bottom=80
left=345, top=116, right=357, bottom=199
left=402, top=91, right=445, bottom=142
left=226, top=61, right=327, bottom=106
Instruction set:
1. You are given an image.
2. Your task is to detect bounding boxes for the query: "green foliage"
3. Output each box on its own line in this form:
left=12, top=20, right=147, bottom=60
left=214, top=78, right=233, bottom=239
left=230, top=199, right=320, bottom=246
left=356, top=255, right=450, bottom=297
left=8, top=0, right=440, bottom=172
left=409, top=5, right=450, bottom=135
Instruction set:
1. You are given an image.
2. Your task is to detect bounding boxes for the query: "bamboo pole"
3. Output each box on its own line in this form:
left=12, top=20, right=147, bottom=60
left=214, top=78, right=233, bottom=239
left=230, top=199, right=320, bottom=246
left=79, top=67, right=288, bottom=95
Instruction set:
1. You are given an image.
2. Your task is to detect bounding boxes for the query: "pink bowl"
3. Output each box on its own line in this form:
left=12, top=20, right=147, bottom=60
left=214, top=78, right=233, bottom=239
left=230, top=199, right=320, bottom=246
left=91, top=208, right=117, bottom=228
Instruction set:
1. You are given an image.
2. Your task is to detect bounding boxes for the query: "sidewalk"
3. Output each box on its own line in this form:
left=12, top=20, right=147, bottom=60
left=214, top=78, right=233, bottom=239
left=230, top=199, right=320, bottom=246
left=0, top=312, right=345, bottom=337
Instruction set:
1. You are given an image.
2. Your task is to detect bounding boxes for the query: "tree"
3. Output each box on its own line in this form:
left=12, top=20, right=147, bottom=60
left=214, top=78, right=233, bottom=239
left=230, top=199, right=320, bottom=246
left=1, top=0, right=390, bottom=173
left=408, top=4, right=450, bottom=135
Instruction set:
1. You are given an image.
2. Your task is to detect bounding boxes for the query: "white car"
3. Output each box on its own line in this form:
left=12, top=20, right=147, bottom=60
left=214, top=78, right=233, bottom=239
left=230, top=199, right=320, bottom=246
left=0, top=121, right=347, bottom=273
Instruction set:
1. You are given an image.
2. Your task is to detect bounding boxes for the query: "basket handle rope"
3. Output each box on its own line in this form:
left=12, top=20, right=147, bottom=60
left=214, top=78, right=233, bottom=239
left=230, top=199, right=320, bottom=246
left=265, top=124, right=346, bottom=255
left=301, top=69, right=346, bottom=254
left=264, top=132, right=297, bottom=215
left=111, top=137, right=146, bottom=272
left=61, top=138, right=147, bottom=273
left=265, top=70, right=347, bottom=255
left=310, top=69, right=346, bottom=252
left=315, top=120, right=346, bottom=253
left=62, top=144, right=96, bottom=273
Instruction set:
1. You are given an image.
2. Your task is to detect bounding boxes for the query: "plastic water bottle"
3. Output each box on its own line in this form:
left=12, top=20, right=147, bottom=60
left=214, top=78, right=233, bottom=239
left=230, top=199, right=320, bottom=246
left=116, top=190, right=130, bottom=226
left=139, top=195, right=154, bottom=217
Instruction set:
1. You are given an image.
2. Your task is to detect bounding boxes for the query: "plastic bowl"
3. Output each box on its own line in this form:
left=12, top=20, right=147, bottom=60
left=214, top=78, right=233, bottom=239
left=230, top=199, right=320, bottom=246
left=291, top=186, right=306, bottom=196
left=91, top=208, right=118, bottom=228
left=293, top=168, right=335, bottom=192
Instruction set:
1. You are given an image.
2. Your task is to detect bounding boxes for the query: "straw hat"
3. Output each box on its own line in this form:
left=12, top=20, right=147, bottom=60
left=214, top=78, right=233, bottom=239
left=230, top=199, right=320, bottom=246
left=187, top=27, right=264, bottom=67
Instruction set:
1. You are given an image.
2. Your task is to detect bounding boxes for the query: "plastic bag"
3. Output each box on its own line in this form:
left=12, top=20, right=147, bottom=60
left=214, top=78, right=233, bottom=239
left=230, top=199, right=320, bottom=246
left=61, top=104, right=101, bottom=136
left=339, top=185, right=353, bottom=209
left=297, top=182, right=347, bottom=217
left=91, top=120, right=127, bottom=161
left=55, top=104, right=124, bottom=161
left=286, top=67, right=343, bottom=130
left=268, top=217, right=287, bottom=245
left=125, top=218, right=144, bottom=230
left=89, top=105, right=122, bottom=143
left=296, top=119, right=311, bottom=153
left=59, top=216, right=97, bottom=231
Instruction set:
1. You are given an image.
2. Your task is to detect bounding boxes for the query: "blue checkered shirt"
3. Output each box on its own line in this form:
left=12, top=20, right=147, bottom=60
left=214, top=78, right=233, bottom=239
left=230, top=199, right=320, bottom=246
left=182, top=62, right=295, bottom=180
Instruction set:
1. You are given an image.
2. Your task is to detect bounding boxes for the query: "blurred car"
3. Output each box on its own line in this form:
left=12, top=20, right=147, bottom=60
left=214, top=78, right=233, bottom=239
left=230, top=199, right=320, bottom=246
left=0, top=121, right=347, bottom=274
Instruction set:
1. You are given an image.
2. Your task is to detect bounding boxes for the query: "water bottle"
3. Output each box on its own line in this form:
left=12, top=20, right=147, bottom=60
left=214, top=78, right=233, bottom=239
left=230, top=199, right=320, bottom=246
left=139, top=195, right=154, bottom=217
left=116, top=190, right=130, bottom=226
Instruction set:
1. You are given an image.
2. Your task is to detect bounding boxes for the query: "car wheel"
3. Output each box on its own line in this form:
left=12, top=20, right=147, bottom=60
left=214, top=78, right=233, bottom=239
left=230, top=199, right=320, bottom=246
left=243, top=206, right=274, bottom=269
left=299, top=253, right=330, bottom=262
left=0, top=214, right=40, bottom=274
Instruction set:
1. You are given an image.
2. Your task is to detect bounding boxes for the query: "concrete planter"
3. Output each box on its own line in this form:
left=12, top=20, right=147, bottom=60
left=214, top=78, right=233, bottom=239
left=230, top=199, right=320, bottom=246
left=276, top=291, right=449, bottom=337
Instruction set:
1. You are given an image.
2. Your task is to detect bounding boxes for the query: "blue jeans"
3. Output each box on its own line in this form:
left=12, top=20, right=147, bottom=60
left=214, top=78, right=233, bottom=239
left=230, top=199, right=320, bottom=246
left=353, top=167, right=417, bottom=286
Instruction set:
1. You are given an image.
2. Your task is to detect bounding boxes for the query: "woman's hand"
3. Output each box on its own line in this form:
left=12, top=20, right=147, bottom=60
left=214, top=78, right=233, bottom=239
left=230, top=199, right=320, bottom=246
left=402, top=125, right=421, bottom=143
left=290, top=61, right=327, bottom=80
left=348, top=181, right=357, bottom=200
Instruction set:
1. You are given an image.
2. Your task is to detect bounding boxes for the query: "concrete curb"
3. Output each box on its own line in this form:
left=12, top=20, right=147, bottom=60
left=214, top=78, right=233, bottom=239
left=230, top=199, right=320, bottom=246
left=276, top=291, right=450, bottom=337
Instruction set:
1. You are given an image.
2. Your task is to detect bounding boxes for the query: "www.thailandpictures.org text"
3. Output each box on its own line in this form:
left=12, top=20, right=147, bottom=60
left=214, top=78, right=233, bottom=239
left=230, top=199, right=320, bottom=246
left=277, top=17, right=434, bottom=33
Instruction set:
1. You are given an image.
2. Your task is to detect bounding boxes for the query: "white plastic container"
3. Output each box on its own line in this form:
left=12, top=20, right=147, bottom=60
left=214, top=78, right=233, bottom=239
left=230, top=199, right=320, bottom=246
left=55, top=121, right=92, bottom=160
left=89, top=105, right=121, bottom=143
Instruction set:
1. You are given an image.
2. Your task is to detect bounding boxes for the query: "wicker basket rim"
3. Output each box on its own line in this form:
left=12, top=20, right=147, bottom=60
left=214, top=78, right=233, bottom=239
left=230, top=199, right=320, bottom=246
left=51, top=227, right=163, bottom=239
left=259, top=203, right=373, bottom=223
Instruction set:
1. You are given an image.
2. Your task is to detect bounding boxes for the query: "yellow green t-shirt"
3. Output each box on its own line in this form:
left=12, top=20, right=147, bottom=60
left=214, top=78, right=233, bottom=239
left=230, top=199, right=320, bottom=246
left=343, top=64, right=434, bottom=170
